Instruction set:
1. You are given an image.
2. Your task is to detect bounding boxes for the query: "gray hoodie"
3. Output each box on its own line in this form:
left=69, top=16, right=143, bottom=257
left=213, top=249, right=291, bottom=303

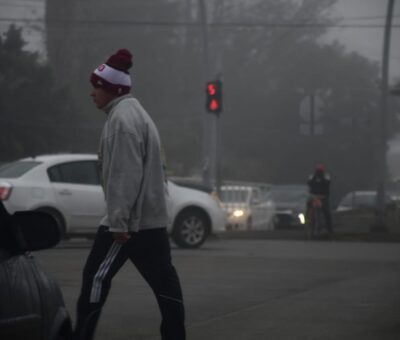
left=98, top=94, right=168, bottom=232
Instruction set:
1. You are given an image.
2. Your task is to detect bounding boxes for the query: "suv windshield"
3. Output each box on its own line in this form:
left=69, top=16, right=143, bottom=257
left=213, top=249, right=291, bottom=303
left=0, top=161, right=41, bottom=178
left=220, top=189, right=250, bottom=203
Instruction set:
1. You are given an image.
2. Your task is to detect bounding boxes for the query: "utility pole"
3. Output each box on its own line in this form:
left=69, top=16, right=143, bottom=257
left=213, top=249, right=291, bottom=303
left=374, top=0, right=395, bottom=231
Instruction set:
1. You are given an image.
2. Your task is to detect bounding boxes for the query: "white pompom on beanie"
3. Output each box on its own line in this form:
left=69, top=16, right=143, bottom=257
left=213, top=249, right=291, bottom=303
left=90, top=49, right=133, bottom=96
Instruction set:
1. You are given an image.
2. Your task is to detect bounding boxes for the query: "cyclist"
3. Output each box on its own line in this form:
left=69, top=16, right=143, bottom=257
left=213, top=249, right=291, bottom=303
left=306, top=164, right=333, bottom=237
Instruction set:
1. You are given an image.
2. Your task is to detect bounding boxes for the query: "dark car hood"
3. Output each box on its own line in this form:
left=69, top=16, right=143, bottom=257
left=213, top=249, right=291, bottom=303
left=275, top=201, right=306, bottom=212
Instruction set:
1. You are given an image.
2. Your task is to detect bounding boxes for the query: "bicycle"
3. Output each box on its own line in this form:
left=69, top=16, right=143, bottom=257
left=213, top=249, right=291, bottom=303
left=305, top=195, right=325, bottom=240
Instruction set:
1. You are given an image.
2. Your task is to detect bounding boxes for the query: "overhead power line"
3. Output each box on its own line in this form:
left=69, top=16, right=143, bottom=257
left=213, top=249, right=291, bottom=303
left=0, top=2, right=42, bottom=7
left=340, top=14, right=400, bottom=21
left=0, top=6, right=42, bottom=10
left=0, top=3, right=43, bottom=8
left=42, top=18, right=400, bottom=29
left=0, top=17, right=399, bottom=29
left=0, top=0, right=43, bottom=3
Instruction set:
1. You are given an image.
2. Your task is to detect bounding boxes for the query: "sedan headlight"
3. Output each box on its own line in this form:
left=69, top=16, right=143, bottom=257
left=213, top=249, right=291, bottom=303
left=298, top=213, right=306, bottom=225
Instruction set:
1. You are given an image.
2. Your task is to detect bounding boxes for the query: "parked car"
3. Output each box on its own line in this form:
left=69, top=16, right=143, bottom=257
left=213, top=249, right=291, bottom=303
left=265, top=184, right=308, bottom=229
left=0, top=154, right=226, bottom=248
left=0, top=202, right=72, bottom=340
left=334, top=190, right=399, bottom=232
left=220, top=184, right=276, bottom=230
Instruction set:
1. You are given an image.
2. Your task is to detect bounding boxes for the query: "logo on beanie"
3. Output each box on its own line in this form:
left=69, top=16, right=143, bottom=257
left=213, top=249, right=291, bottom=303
left=92, top=52, right=133, bottom=95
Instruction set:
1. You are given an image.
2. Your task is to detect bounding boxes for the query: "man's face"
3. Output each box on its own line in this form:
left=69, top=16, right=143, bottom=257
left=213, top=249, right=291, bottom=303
left=90, top=87, right=116, bottom=109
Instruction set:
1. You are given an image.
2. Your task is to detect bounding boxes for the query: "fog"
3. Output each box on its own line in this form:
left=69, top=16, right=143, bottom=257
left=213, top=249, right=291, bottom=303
left=1, top=0, right=400, bottom=204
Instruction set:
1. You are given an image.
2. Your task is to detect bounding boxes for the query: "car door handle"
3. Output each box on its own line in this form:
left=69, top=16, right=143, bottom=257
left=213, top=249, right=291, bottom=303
left=58, top=189, right=72, bottom=195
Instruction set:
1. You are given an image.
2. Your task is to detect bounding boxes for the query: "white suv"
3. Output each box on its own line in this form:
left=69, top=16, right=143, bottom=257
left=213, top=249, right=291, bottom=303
left=0, top=154, right=226, bottom=248
left=220, top=184, right=276, bottom=230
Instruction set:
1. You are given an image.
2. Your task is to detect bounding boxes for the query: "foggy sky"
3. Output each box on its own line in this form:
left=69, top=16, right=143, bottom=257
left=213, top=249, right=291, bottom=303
left=1, top=0, right=400, bottom=177
left=326, top=0, right=400, bottom=83
left=1, top=0, right=399, bottom=81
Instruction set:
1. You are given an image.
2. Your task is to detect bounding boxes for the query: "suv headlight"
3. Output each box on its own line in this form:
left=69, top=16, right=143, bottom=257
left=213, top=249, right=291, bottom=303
left=233, top=209, right=244, bottom=217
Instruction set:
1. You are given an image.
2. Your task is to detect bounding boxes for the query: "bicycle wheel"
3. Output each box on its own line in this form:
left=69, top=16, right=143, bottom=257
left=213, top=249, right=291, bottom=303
left=314, top=208, right=320, bottom=237
left=305, top=208, right=315, bottom=240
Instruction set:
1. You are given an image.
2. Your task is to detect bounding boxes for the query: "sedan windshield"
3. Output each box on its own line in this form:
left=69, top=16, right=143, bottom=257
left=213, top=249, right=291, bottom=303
left=339, top=192, right=393, bottom=208
left=0, top=161, right=41, bottom=178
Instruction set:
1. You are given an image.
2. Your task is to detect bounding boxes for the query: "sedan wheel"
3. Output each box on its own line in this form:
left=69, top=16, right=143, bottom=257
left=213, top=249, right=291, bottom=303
left=172, top=210, right=209, bottom=248
left=35, top=208, right=68, bottom=239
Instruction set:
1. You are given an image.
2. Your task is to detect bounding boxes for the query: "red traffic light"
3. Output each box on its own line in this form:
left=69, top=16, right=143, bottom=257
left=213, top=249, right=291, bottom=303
left=206, top=80, right=223, bottom=114
left=209, top=99, right=219, bottom=111
left=207, top=83, right=216, bottom=96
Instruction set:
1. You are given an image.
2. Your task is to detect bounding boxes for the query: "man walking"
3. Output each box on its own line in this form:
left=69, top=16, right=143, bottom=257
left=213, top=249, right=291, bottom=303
left=73, top=49, right=185, bottom=340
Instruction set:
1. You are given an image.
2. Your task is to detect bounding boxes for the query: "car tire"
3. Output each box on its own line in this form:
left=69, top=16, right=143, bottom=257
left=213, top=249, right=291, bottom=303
left=35, top=208, right=68, bottom=239
left=171, top=209, right=210, bottom=249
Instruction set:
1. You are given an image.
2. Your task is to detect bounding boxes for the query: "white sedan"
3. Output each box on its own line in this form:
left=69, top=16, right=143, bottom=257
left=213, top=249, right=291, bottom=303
left=0, top=154, right=226, bottom=248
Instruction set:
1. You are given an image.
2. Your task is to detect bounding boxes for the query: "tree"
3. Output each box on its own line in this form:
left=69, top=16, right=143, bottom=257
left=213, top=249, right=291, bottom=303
left=0, top=24, right=79, bottom=161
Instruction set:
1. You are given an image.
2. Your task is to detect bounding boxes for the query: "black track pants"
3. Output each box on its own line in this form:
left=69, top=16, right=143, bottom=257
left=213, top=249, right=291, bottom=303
left=73, top=226, right=186, bottom=340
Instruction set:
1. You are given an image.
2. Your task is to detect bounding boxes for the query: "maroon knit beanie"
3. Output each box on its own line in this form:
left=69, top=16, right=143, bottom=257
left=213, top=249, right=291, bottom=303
left=90, top=49, right=133, bottom=96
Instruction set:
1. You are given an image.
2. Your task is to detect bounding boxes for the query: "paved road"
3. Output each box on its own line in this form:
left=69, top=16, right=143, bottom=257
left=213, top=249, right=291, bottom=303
left=35, top=238, right=400, bottom=340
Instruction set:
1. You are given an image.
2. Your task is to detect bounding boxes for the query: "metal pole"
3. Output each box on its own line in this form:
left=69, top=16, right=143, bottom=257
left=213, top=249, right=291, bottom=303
left=215, top=111, right=222, bottom=195
left=199, top=0, right=212, bottom=187
left=310, top=93, right=315, bottom=136
left=374, top=0, right=395, bottom=231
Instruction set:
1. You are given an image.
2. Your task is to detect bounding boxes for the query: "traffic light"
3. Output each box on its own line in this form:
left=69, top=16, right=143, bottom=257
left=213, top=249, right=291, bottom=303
left=206, top=80, right=223, bottom=114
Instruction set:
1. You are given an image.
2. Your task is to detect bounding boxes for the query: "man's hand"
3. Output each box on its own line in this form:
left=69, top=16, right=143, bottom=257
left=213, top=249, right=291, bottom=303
left=112, top=232, right=131, bottom=245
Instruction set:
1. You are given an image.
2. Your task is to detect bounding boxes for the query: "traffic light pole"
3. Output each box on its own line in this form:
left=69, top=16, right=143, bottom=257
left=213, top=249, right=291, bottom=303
left=199, top=0, right=212, bottom=188
left=199, top=0, right=221, bottom=192
left=216, top=111, right=222, bottom=196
